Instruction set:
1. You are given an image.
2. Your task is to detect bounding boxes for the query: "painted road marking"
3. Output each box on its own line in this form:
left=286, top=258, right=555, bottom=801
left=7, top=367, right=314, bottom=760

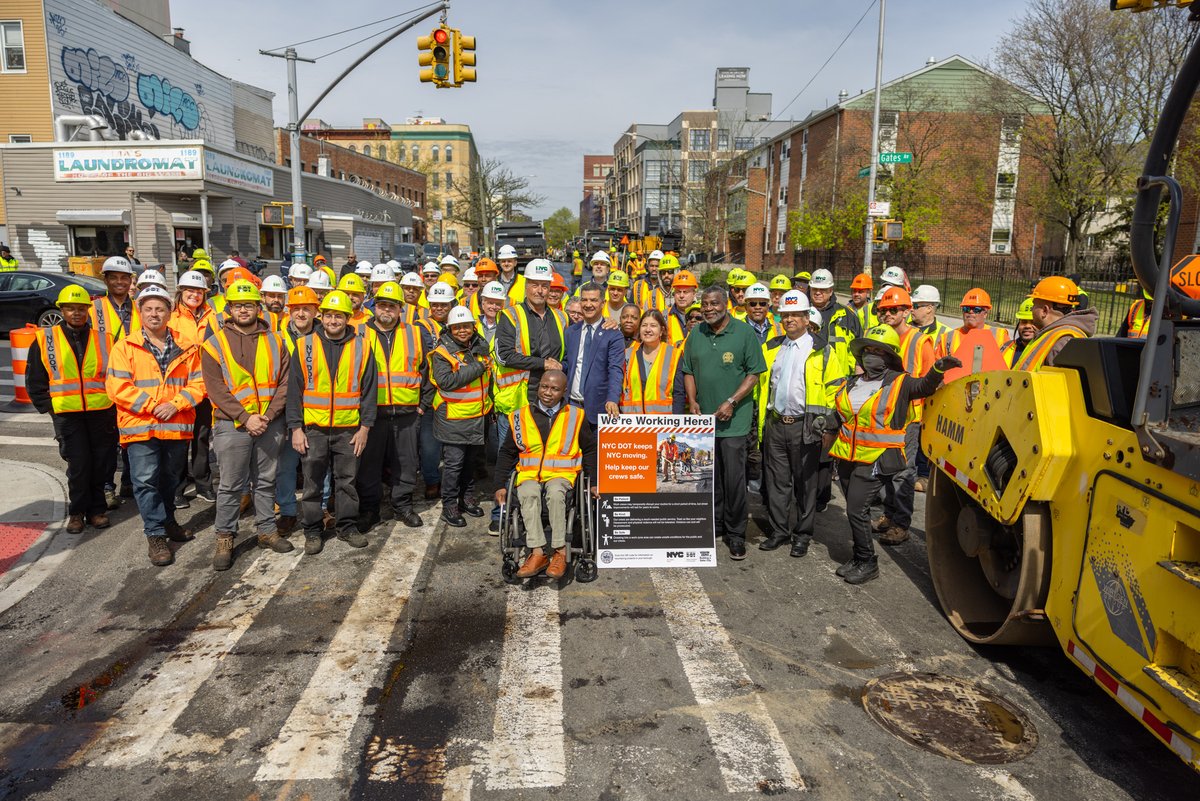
left=255, top=507, right=440, bottom=781
left=0, top=460, right=70, bottom=616
left=83, top=550, right=302, bottom=767
left=0, top=436, right=55, bottom=447
left=485, top=584, right=566, bottom=790
left=651, top=568, right=804, bottom=794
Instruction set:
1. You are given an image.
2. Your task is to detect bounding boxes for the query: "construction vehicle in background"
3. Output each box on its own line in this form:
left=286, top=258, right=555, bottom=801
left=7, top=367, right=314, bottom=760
left=494, top=221, right=546, bottom=268
left=921, top=0, right=1200, bottom=771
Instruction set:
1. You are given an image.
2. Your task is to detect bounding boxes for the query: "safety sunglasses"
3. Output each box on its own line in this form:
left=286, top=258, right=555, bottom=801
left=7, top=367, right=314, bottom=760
left=463, top=282, right=479, bottom=288
left=746, top=301, right=770, bottom=307
left=879, top=306, right=911, bottom=314
left=961, top=306, right=988, bottom=314
left=687, top=315, right=704, bottom=322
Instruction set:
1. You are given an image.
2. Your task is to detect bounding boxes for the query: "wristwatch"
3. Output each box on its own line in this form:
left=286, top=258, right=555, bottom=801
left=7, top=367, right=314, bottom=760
left=726, top=397, right=736, bottom=407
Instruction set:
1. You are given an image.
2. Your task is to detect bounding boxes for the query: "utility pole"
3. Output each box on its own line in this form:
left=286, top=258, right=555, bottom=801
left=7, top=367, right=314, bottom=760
left=862, top=0, right=886, bottom=278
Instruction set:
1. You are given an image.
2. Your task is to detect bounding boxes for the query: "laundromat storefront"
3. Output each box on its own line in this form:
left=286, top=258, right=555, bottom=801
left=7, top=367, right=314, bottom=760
left=0, top=140, right=414, bottom=270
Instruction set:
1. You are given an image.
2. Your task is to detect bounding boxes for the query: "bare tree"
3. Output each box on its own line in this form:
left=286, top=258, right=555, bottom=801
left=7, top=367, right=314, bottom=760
left=444, top=158, right=546, bottom=242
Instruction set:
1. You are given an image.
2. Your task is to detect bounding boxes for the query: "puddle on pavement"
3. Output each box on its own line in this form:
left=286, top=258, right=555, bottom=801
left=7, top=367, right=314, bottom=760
left=824, top=634, right=879, bottom=670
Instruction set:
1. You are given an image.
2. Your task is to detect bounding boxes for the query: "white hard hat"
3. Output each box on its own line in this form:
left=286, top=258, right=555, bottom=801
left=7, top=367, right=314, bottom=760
left=809, top=308, right=823, bottom=330
left=447, top=306, right=475, bottom=326
left=135, top=284, right=172, bottom=308
left=427, top=282, right=457, bottom=303
left=462, top=267, right=478, bottom=282
left=370, top=264, right=393, bottom=283
left=400, top=272, right=424, bottom=288
left=590, top=251, right=611, bottom=265
left=355, top=260, right=374, bottom=276
left=386, top=259, right=400, bottom=270
left=288, top=264, right=313, bottom=280
left=217, top=259, right=240, bottom=274
left=136, top=269, right=166, bottom=287
left=777, top=290, right=811, bottom=313
left=421, top=261, right=441, bottom=275
left=808, top=269, right=835, bottom=290
left=308, top=271, right=333, bottom=291
left=439, top=254, right=460, bottom=268
left=743, top=282, right=771, bottom=301
left=911, top=284, right=941, bottom=305
left=177, top=270, right=209, bottom=290
left=497, top=244, right=518, bottom=260
left=524, top=259, right=554, bottom=281
left=648, top=250, right=665, bottom=261
left=481, top=280, right=508, bottom=300
left=880, top=265, right=907, bottom=287
left=102, top=256, right=133, bottom=274
left=261, top=275, right=288, bottom=294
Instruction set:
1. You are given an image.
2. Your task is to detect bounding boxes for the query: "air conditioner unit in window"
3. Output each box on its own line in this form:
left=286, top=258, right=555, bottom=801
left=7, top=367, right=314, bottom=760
left=994, top=243, right=1009, bottom=253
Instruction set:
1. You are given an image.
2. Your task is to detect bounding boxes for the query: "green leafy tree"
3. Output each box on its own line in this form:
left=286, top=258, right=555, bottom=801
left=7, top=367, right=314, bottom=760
left=543, top=207, right=579, bottom=249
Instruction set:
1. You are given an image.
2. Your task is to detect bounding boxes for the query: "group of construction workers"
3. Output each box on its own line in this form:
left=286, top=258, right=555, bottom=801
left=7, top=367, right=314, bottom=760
left=25, top=234, right=1115, bottom=585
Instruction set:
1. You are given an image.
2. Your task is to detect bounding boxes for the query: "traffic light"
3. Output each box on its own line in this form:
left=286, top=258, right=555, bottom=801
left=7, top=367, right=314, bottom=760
left=872, top=219, right=904, bottom=242
left=417, top=25, right=453, bottom=87
left=454, top=29, right=476, bottom=85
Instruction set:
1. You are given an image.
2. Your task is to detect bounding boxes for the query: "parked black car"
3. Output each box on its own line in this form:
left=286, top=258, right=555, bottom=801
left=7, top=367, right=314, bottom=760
left=0, top=270, right=107, bottom=336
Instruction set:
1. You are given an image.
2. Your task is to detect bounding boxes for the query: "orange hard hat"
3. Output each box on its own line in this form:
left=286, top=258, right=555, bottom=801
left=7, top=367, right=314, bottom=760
left=961, top=287, right=992, bottom=309
left=851, top=273, right=874, bottom=291
left=475, top=257, right=499, bottom=275
left=1030, top=276, right=1080, bottom=306
left=313, top=254, right=327, bottom=264
left=1170, top=254, right=1200, bottom=300
left=287, top=286, right=319, bottom=307
left=876, top=286, right=912, bottom=309
left=550, top=272, right=568, bottom=292
left=225, top=267, right=260, bottom=289
left=672, top=270, right=699, bottom=289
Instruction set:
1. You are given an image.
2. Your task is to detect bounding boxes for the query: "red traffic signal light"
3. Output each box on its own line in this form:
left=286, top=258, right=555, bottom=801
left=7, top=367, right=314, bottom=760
left=433, top=28, right=449, bottom=45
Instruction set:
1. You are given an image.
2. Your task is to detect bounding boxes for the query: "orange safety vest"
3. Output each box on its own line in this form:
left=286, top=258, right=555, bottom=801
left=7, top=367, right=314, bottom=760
left=934, top=324, right=1010, bottom=359
left=430, top=344, right=493, bottom=420
left=169, top=304, right=214, bottom=347
left=296, top=333, right=370, bottom=427
left=1126, top=299, right=1150, bottom=339
left=620, top=342, right=682, bottom=414
left=633, top=280, right=669, bottom=313
left=829, top=376, right=907, bottom=464
left=105, top=330, right=204, bottom=445
left=35, top=324, right=112, bottom=413
left=90, top=296, right=140, bottom=342
left=510, top=403, right=585, bottom=486
left=897, top=327, right=934, bottom=422
left=367, top=323, right=423, bottom=407
left=349, top=307, right=374, bottom=328
left=402, top=303, right=429, bottom=325
left=200, top=327, right=284, bottom=422
left=1013, top=324, right=1087, bottom=371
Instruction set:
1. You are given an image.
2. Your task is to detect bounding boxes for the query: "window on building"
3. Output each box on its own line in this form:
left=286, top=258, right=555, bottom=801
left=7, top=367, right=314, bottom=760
left=446, top=200, right=454, bottom=217
left=688, top=159, right=710, bottom=182
left=1, top=22, right=24, bottom=72
left=593, top=164, right=602, bottom=178
left=734, top=136, right=755, bottom=150
left=362, top=144, right=371, bottom=157
left=445, top=144, right=453, bottom=163
left=432, top=173, right=440, bottom=189
left=411, top=144, right=420, bottom=162
left=348, top=145, right=356, bottom=153
left=8, top=134, right=31, bottom=143
left=445, top=171, right=453, bottom=188
left=432, top=145, right=440, bottom=162
left=689, top=128, right=710, bottom=151
left=645, top=160, right=661, bottom=183
left=717, top=129, right=730, bottom=149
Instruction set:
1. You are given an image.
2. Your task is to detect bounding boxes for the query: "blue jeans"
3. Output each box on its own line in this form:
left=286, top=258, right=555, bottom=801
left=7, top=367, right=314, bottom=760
left=490, top=413, right=511, bottom=522
left=126, top=439, right=187, bottom=538
left=276, top=438, right=300, bottom=517
left=419, top=411, right=442, bottom=486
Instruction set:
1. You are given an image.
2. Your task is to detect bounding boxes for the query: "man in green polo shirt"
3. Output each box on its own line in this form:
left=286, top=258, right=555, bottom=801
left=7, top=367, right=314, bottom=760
left=683, top=285, right=767, bottom=561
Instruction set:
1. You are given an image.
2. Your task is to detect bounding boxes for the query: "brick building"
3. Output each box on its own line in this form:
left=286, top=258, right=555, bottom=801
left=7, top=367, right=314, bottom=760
left=710, top=56, right=1050, bottom=274
left=580, top=154, right=612, bottom=231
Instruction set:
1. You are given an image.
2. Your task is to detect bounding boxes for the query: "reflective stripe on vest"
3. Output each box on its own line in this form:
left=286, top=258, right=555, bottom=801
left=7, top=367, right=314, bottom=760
left=620, top=342, right=681, bottom=414
left=1014, top=324, right=1086, bottom=371
left=430, top=345, right=493, bottom=420
left=201, top=328, right=283, bottom=420
left=93, top=296, right=137, bottom=342
left=38, top=325, right=112, bottom=413
left=493, top=305, right=567, bottom=414
left=830, top=376, right=907, bottom=463
left=1127, top=299, right=1149, bottom=339
left=510, top=404, right=585, bottom=485
left=372, top=324, right=422, bottom=407
left=299, top=334, right=369, bottom=427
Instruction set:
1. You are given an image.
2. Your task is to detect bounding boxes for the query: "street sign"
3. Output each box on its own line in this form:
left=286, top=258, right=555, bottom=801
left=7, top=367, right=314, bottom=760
left=857, top=166, right=871, bottom=178
left=432, top=210, right=443, bottom=221
left=868, top=200, right=891, bottom=217
left=879, top=152, right=913, bottom=165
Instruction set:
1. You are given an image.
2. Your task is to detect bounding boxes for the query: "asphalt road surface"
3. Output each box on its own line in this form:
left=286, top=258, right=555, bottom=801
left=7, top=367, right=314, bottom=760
left=0, top=376, right=1196, bottom=799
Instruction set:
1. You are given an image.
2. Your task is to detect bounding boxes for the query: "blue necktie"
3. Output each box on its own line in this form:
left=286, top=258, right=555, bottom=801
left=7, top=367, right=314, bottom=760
left=580, top=324, right=595, bottom=387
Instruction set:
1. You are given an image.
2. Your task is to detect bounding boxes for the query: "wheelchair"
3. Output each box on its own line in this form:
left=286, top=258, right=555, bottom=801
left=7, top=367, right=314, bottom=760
left=498, top=470, right=597, bottom=584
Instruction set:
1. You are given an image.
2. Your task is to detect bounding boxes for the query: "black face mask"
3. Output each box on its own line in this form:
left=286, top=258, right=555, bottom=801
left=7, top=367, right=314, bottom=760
left=861, top=352, right=888, bottom=378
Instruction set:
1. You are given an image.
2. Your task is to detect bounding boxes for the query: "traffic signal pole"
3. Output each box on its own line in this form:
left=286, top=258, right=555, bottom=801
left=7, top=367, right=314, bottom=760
left=862, top=0, right=886, bottom=278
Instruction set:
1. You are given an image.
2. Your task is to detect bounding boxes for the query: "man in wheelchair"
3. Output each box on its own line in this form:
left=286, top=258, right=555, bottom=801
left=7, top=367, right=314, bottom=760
left=494, top=369, right=586, bottom=579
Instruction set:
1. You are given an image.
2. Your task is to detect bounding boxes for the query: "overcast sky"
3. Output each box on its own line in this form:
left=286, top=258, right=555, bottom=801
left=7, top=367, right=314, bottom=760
left=176, top=0, right=1030, bottom=220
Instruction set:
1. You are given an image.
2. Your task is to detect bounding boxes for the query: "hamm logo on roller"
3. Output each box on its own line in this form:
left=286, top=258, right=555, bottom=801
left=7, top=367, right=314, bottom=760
left=935, top=414, right=965, bottom=445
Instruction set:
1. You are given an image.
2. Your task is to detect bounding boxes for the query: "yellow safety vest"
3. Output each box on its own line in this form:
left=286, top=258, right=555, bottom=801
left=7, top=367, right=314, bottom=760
left=430, top=345, right=493, bottom=420
left=1014, top=324, right=1087, bottom=372
left=897, top=327, right=934, bottom=422
left=368, top=323, right=422, bottom=407
left=0, top=255, right=18, bottom=271
left=755, top=336, right=845, bottom=441
left=829, top=376, right=907, bottom=464
left=201, top=328, right=283, bottom=422
left=620, top=342, right=682, bottom=414
left=1126, top=299, right=1149, bottom=339
left=297, top=333, right=370, bottom=427
left=36, top=325, right=113, bottom=413
left=494, top=305, right=567, bottom=414
left=91, top=296, right=139, bottom=342
left=510, top=404, right=585, bottom=486
left=633, top=280, right=669, bottom=313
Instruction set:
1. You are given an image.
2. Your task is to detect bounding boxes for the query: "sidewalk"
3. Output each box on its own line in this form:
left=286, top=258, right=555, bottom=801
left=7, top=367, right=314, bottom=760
left=0, top=458, right=71, bottom=615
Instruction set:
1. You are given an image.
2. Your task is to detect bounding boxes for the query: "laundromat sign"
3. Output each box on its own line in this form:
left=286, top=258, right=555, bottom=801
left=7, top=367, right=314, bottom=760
left=54, top=146, right=202, bottom=181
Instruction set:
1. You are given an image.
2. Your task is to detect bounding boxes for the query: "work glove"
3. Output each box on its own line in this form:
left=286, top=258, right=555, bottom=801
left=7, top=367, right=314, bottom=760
left=934, top=356, right=962, bottom=372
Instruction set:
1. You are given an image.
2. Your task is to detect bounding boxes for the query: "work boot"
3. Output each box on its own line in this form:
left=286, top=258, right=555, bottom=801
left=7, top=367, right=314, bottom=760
left=88, top=513, right=111, bottom=529
left=835, top=558, right=856, bottom=578
left=545, top=547, right=568, bottom=579
left=871, top=515, right=892, bottom=533
left=516, top=549, right=550, bottom=578
left=843, top=558, right=880, bottom=585
left=356, top=509, right=380, bottom=534
left=104, top=489, right=121, bottom=510
left=441, top=506, right=466, bottom=528
left=304, top=534, right=324, bottom=555
left=276, top=515, right=298, bottom=536
left=66, top=515, right=85, bottom=534
left=257, top=530, right=295, bottom=553
left=239, top=493, right=253, bottom=517
left=461, top=495, right=485, bottom=518
left=147, top=536, right=173, bottom=567
left=758, top=534, right=790, bottom=551
left=396, top=508, right=423, bottom=528
left=879, top=526, right=910, bottom=546
left=914, top=477, right=927, bottom=493
left=164, top=521, right=194, bottom=542
left=337, top=529, right=368, bottom=548
left=213, top=532, right=235, bottom=571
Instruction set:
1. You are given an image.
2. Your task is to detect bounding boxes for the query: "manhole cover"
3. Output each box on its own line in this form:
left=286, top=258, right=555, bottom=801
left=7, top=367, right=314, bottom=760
left=861, top=672, right=1038, bottom=764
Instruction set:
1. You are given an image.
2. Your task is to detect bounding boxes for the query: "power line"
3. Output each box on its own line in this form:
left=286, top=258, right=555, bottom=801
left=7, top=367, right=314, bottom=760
left=268, top=2, right=440, bottom=52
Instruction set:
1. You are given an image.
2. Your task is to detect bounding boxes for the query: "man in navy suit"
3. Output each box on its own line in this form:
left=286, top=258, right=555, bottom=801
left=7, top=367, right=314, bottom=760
left=564, top=282, right=626, bottom=485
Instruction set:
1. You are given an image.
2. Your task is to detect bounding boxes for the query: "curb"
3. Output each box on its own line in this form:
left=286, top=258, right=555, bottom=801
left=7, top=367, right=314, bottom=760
left=0, top=459, right=71, bottom=616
